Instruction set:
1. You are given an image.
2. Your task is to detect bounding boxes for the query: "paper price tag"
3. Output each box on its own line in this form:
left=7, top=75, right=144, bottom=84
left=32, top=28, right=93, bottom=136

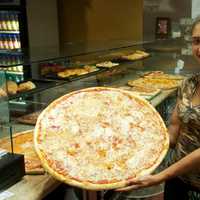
left=0, top=149, right=8, bottom=158
left=0, top=191, right=14, bottom=200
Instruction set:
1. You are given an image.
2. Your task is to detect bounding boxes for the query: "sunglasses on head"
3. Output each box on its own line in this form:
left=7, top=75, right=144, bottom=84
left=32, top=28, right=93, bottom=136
left=192, top=36, right=200, bottom=45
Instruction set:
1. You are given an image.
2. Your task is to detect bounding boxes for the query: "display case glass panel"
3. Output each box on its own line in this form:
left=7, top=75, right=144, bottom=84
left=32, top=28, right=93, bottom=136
left=0, top=69, right=13, bottom=154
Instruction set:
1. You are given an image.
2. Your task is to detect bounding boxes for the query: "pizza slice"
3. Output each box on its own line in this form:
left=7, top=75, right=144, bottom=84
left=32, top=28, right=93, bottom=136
left=0, top=130, right=44, bottom=174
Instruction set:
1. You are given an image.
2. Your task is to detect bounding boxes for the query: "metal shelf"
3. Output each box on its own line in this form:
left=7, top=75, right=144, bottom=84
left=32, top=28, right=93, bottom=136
left=0, top=49, right=22, bottom=55
left=0, top=30, right=19, bottom=34
left=5, top=71, right=23, bottom=75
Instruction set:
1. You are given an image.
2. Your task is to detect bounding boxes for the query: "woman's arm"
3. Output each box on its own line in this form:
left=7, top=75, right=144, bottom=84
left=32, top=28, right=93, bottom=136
left=160, top=148, right=200, bottom=179
left=116, top=148, right=200, bottom=191
left=168, top=102, right=181, bottom=148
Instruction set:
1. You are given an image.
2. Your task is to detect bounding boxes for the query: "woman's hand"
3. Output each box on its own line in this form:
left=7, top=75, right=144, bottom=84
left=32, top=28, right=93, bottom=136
left=115, top=173, right=165, bottom=192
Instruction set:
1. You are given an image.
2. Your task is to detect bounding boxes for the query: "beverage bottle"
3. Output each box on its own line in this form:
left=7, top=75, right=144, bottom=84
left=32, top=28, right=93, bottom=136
left=2, top=56, right=6, bottom=66
left=13, top=34, right=18, bottom=49
left=7, top=55, right=12, bottom=66
left=0, top=13, right=3, bottom=30
left=7, top=13, right=12, bottom=31
left=11, top=55, right=16, bottom=66
left=16, top=55, right=19, bottom=64
left=11, top=14, right=17, bottom=31
left=2, top=14, right=7, bottom=31
left=3, top=35, right=9, bottom=49
left=8, top=34, right=14, bottom=49
left=19, top=55, right=23, bottom=64
left=17, top=34, right=21, bottom=48
left=0, top=34, right=4, bottom=49
left=14, top=14, right=19, bottom=31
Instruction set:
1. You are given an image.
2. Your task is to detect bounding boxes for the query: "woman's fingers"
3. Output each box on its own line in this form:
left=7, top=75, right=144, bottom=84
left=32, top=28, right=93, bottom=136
left=114, top=174, right=163, bottom=192
left=126, top=178, right=142, bottom=185
left=115, top=184, right=143, bottom=192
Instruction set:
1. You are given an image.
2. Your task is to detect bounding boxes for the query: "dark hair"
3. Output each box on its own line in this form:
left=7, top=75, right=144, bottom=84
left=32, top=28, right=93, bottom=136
left=191, top=16, right=200, bottom=34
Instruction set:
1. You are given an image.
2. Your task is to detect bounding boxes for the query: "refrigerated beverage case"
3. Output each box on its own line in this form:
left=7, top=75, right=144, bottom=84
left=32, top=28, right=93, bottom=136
left=0, top=1, right=30, bottom=82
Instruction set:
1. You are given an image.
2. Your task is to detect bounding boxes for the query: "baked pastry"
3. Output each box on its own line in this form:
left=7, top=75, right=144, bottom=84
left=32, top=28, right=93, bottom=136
left=18, top=81, right=36, bottom=92
left=7, top=81, right=18, bottom=95
left=120, top=50, right=150, bottom=61
left=96, top=61, right=119, bottom=68
left=0, top=88, right=7, bottom=97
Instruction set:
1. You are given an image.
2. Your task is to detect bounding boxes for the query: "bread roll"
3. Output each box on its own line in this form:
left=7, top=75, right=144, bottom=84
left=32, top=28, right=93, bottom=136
left=7, top=81, right=18, bottom=95
left=0, top=88, right=7, bottom=97
left=18, top=81, right=36, bottom=92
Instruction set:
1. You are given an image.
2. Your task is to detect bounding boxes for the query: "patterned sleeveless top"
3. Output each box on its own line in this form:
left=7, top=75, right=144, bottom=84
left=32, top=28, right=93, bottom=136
left=172, top=73, right=200, bottom=188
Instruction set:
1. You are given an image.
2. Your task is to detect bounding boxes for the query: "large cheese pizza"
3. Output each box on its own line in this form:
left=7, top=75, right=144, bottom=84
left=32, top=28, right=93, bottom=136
left=34, top=87, right=169, bottom=190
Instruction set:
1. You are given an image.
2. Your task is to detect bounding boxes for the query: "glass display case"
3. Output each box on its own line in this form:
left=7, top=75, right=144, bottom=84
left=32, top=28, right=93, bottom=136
left=1, top=39, right=197, bottom=130
left=0, top=69, right=11, bottom=142
left=0, top=70, right=26, bottom=192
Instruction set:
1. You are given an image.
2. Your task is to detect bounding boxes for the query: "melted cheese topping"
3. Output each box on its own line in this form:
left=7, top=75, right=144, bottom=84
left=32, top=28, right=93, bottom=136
left=36, top=88, right=167, bottom=183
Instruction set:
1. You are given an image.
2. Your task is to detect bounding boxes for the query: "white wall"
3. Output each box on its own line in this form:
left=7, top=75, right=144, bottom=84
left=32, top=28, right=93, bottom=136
left=192, top=0, right=200, bottom=19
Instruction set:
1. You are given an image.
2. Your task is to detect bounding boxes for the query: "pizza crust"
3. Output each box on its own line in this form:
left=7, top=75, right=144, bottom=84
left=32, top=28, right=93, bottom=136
left=34, top=87, right=169, bottom=190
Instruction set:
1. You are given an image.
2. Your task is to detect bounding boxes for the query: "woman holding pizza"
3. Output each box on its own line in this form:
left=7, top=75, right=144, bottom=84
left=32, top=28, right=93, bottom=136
left=117, top=17, right=200, bottom=200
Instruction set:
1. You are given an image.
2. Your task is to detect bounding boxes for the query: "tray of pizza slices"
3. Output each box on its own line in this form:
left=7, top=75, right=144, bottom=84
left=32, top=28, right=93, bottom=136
left=0, top=130, right=44, bottom=175
left=127, top=71, right=186, bottom=91
left=44, top=64, right=105, bottom=81
left=34, top=87, right=169, bottom=190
